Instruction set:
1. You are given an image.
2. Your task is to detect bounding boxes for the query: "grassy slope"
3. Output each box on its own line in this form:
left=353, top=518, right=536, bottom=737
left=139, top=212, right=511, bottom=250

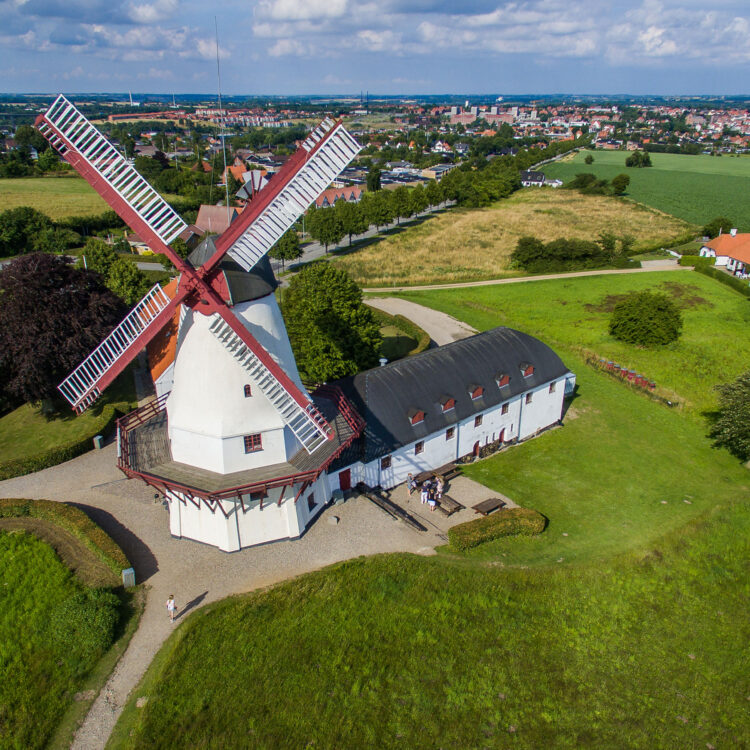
left=0, top=177, right=109, bottom=220
left=333, top=189, right=691, bottom=287
left=0, top=531, right=119, bottom=750
left=0, top=369, right=138, bottom=463
left=543, top=151, right=750, bottom=230
left=389, top=271, right=750, bottom=414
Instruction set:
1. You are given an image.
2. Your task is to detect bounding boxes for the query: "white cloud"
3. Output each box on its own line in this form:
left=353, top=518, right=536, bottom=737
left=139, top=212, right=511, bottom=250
left=268, top=38, right=310, bottom=56
left=257, top=0, right=348, bottom=21
left=127, top=0, right=177, bottom=24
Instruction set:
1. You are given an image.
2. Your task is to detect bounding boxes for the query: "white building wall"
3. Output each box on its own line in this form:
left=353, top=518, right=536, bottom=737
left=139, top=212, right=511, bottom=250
left=517, top=378, right=565, bottom=440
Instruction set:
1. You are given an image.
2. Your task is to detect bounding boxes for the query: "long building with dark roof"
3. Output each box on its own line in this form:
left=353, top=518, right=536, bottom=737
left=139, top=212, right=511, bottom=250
left=331, top=327, right=575, bottom=492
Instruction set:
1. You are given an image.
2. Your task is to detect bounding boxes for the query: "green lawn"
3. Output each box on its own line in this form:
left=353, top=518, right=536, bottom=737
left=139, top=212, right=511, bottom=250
left=387, top=270, right=750, bottom=414
left=543, top=151, right=750, bottom=230
left=0, top=177, right=109, bottom=220
left=0, top=369, right=137, bottom=464
left=0, top=531, right=121, bottom=750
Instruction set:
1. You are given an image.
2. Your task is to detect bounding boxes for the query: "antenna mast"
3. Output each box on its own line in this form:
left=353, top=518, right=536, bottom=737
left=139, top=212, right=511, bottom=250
left=215, top=17, right=231, bottom=222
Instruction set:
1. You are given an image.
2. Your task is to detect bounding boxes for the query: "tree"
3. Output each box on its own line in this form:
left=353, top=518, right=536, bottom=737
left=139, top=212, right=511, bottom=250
left=0, top=254, right=125, bottom=404
left=269, top=229, right=303, bottom=268
left=709, top=371, right=750, bottom=461
left=283, top=263, right=382, bottom=382
left=409, top=183, right=429, bottom=215
left=0, top=207, right=53, bottom=256
left=123, top=137, right=136, bottom=160
left=584, top=154, right=594, bottom=165
left=366, top=166, right=381, bottom=192
left=31, top=226, right=79, bottom=254
left=106, top=258, right=150, bottom=305
left=77, top=237, right=118, bottom=277
left=608, top=291, right=682, bottom=347
left=335, top=200, right=368, bottom=245
left=425, top=179, right=443, bottom=207
left=390, top=186, right=413, bottom=225
left=702, top=216, right=734, bottom=239
left=611, top=173, right=630, bottom=195
left=13, top=125, right=48, bottom=153
left=625, top=150, right=652, bottom=168
left=170, top=237, right=190, bottom=259
left=361, top=190, right=394, bottom=230
left=308, top=206, right=343, bottom=253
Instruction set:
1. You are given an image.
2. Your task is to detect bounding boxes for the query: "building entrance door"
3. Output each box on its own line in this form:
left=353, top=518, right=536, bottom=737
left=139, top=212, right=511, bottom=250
left=339, top=469, right=351, bottom=491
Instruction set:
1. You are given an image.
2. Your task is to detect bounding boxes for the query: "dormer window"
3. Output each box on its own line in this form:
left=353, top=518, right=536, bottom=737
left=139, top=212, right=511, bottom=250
left=469, top=385, right=484, bottom=400
left=521, top=363, right=535, bottom=377
left=409, top=409, right=425, bottom=426
left=496, top=373, right=510, bottom=388
left=440, top=396, right=455, bottom=412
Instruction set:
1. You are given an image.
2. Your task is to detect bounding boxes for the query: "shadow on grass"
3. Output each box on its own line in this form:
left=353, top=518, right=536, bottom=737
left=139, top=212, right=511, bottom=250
left=70, top=504, right=159, bottom=583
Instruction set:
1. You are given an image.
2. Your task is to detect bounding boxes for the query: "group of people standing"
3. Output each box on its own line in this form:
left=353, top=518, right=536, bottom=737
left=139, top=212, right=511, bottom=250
left=407, top=473, right=444, bottom=511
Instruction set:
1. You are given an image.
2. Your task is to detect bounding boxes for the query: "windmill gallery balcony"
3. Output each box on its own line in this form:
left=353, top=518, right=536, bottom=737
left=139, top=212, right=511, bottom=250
left=116, top=386, right=364, bottom=507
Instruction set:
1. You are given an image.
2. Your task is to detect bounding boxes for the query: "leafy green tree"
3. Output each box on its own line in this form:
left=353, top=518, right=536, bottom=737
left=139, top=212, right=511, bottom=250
left=31, top=226, right=79, bottom=254
left=709, top=371, right=750, bottom=461
left=608, top=291, right=682, bottom=347
left=134, top=155, right=164, bottom=180
left=584, top=154, right=594, bottom=165
left=227, top=172, right=242, bottom=198
left=390, top=186, right=413, bottom=225
left=269, top=229, right=303, bottom=268
left=625, top=150, right=652, bottom=168
left=0, top=207, right=53, bottom=256
left=308, top=206, right=343, bottom=253
left=702, top=216, right=734, bottom=239
left=366, top=166, right=381, bottom=192
left=123, top=137, right=136, bottom=160
left=410, top=183, right=429, bottom=215
left=154, top=253, right=175, bottom=273
left=425, top=179, right=443, bottom=207
left=361, top=190, right=394, bottom=230
left=106, top=258, right=150, bottom=305
left=283, top=263, right=382, bottom=382
left=13, top=125, right=48, bottom=153
left=78, top=238, right=118, bottom=277
left=0, top=254, right=125, bottom=403
left=37, top=148, right=62, bottom=172
left=170, top=237, right=190, bottom=259
left=335, top=200, right=368, bottom=245
left=611, top=173, right=630, bottom=195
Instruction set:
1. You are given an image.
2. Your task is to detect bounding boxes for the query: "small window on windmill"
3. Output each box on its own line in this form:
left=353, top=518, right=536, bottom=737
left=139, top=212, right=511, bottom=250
left=307, top=493, right=316, bottom=511
left=409, top=409, right=425, bottom=426
left=525, top=392, right=533, bottom=404
left=244, top=434, right=262, bottom=453
left=496, top=373, right=510, bottom=388
left=243, top=384, right=252, bottom=398
left=445, top=427, right=455, bottom=441
left=440, top=396, right=455, bottom=413
left=501, top=403, right=509, bottom=415
left=520, top=363, right=535, bottom=377
left=475, top=414, right=483, bottom=427
left=381, top=455, right=392, bottom=470
left=549, top=381, right=556, bottom=394
left=415, top=441, right=425, bottom=455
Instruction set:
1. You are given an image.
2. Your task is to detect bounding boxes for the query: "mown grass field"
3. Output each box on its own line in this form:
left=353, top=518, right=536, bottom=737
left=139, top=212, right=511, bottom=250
left=543, top=150, right=750, bottom=230
left=112, top=270, right=749, bottom=749
left=0, top=531, right=122, bottom=750
left=391, top=270, right=750, bottom=414
left=0, top=177, right=109, bottom=219
left=333, top=188, right=692, bottom=287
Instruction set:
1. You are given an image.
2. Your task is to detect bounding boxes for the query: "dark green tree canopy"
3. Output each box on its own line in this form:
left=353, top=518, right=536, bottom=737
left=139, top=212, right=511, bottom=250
left=283, top=263, right=382, bottom=383
left=625, top=150, right=652, bottom=168
left=0, top=207, right=53, bottom=256
left=269, top=228, right=303, bottom=268
left=0, top=254, right=125, bottom=404
left=702, top=216, right=734, bottom=239
left=709, top=371, right=750, bottom=462
left=608, top=291, right=682, bottom=347
left=366, top=166, right=381, bottom=192
left=611, top=173, right=630, bottom=195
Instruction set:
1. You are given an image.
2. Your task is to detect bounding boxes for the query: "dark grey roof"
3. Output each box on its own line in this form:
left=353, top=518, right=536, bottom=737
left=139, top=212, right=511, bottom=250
left=521, top=170, right=545, bottom=182
left=188, top=235, right=278, bottom=304
left=333, top=327, right=569, bottom=465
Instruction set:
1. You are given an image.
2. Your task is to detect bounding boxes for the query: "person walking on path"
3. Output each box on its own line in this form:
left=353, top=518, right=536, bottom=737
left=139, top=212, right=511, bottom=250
left=166, top=594, right=177, bottom=623
left=407, top=473, right=417, bottom=498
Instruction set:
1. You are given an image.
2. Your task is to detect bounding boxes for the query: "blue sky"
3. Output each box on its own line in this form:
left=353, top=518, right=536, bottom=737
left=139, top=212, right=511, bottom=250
left=1, top=0, right=749, bottom=95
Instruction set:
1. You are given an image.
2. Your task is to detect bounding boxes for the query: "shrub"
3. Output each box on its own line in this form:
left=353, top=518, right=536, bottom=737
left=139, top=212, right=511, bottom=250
left=0, top=498, right=130, bottom=575
left=709, top=370, right=750, bottom=461
left=448, top=507, right=546, bottom=551
left=625, top=150, right=652, bottom=168
left=678, top=254, right=714, bottom=267
left=609, top=291, right=683, bottom=347
left=702, top=216, right=734, bottom=239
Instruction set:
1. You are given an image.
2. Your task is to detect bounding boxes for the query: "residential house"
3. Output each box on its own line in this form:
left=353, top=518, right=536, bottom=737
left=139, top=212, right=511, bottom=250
left=699, top=230, right=750, bottom=275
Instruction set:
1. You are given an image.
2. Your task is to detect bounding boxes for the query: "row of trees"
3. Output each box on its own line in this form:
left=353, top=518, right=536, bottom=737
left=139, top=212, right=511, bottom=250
left=566, top=172, right=631, bottom=196
left=0, top=207, right=81, bottom=256
left=511, top=233, right=636, bottom=273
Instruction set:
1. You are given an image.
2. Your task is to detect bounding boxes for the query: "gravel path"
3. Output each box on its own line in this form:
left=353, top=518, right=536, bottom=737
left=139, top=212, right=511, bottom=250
left=0, top=440, right=496, bottom=749
left=366, top=297, right=477, bottom=346
left=363, top=260, right=688, bottom=293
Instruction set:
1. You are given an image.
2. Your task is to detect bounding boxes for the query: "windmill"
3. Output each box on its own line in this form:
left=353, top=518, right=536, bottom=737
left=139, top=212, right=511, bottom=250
left=36, top=95, right=365, bottom=551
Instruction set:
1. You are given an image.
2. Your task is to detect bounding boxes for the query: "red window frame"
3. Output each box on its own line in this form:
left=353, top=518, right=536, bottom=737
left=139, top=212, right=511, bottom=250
left=411, top=411, right=425, bottom=425
left=243, top=433, right=263, bottom=453
left=441, top=398, right=455, bottom=412
left=471, top=386, right=484, bottom=400
left=523, top=365, right=535, bottom=377
left=497, top=374, right=510, bottom=387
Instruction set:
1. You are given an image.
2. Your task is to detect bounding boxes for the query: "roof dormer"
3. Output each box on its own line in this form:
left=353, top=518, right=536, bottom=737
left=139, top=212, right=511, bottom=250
left=520, top=362, right=535, bottom=377
left=408, top=408, right=425, bottom=426
left=496, top=372, right=510, bottom=388
left=440, top=395, right=456, bottom=412
left=468, top=384, right=484, bottom=400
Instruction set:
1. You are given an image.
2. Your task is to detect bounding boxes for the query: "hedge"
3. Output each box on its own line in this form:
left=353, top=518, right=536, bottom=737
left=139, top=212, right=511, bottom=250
left=678, top=255, right=715, bottom=267
left=448, top=507, right=546, bottom=551
left=368, top=307, right=431, bottom=357
left=0, top=404, right=121, bottom=481
left=0, top=498, right=130, bottom=577
left=694, top=264, right=750, bottom=299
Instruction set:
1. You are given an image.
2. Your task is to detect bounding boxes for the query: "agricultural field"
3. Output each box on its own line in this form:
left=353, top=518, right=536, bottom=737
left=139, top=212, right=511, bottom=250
left=333, top=188, right=692, bottom=287
left=0, top=176, right=109, bottom=220
left=0, top=530, right=121, bottom=749
left=391, top=270, right=750, bottom=414
left=112, top=270, right=749, bottom=749
left=543, top=150, right=750, bottom=230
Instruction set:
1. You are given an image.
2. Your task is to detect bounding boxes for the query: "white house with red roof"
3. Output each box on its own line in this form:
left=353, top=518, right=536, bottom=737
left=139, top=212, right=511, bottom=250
left=699, top=230, right=750, bottom=274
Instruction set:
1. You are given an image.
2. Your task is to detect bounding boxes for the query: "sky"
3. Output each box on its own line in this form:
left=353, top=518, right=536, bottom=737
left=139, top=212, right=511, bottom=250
left=1, top=0, right=749, bottom=96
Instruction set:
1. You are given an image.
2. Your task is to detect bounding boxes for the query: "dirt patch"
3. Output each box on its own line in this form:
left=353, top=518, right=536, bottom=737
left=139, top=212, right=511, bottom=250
left=0, top=518, right=118, bottom=587
left=584, top=282, right=712, bottom=313
left=584, top=293, right=630, bottom=313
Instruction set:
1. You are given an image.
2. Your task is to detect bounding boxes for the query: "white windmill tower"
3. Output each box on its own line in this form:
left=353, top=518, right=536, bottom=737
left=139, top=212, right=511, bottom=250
left=36, top=96, right=365, bottom=551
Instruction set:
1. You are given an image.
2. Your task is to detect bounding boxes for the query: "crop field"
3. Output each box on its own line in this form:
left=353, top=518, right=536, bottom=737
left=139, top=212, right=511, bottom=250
left=333, top=188, right=691, bottom=287
left=543, top=150, right=750, bottom=230
left=0, top=531, right=121, bottom=749
left=390, top=270, right=750, bottom=414
left=0, top=177, right=109, bottom=219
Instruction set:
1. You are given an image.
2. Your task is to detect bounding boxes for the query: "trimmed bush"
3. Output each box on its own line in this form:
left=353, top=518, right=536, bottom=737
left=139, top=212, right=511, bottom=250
left=609, top=291, right=683, bottom=347
left=0, top=498, right=130, bottom=576
left=694, top=264, right=750, bottom=299
left=0, top=404, right=120, bottom=481
left=448, top=507, right=546, bottom=551
left=678, top=254, right=715, bottom=267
